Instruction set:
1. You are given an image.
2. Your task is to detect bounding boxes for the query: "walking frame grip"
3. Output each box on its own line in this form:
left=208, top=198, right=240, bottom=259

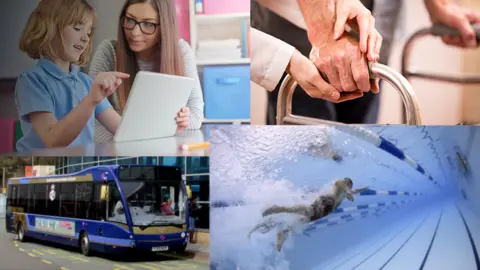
left=277, top=27, right=423, bottom=126
left=400, top=23, right=480, bottom=125
left=402, top=23, right=480, bottom=84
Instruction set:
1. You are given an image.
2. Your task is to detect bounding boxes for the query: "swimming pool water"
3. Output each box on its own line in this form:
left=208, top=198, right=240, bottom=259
left=209, top=125, right=479, bottom=270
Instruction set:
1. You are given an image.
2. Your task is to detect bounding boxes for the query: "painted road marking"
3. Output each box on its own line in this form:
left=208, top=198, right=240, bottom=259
left=33, top=250, right=45, bottom=255
left=146, top=262, right=181, bottom=269
left=135, top=264, right=158, bottom=270
left=63, top=255, right=89, bottom=263
left=159, top=252, right=208, bottom=264
left=16, top=242, right=208, bottom=270
left=114, top=264, right=136, bottom=270
left=150, top=261, right=198, bottom=269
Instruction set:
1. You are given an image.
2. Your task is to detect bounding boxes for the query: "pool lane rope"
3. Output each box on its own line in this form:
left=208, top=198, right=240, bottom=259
left=302, top=203, right=409, bottom=233
left=359, top=189, right=425, bottom=196
left=335, top=126, right=439, bottom=186
left=210, top=189, right=425, bottom=209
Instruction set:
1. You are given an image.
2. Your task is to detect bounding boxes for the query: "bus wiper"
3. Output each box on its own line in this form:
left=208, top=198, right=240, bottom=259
left=137, top=220, right=184, bottom=230
left=139, top=222, right=155, bottom=230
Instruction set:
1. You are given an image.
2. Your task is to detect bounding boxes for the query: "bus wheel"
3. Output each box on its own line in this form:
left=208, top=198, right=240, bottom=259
left=79, top=232, right=91, bottom=256
left=16, top=223, right=25, bottom=242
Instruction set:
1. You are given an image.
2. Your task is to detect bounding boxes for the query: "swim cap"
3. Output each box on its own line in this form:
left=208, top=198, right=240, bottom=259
left=344, top=177, right=353, bottom=187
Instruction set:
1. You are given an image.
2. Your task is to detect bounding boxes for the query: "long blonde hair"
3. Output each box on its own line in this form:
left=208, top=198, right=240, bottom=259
left=19, top=0, right=97, bottom=66
left=116, top=0, right=185, bottom=112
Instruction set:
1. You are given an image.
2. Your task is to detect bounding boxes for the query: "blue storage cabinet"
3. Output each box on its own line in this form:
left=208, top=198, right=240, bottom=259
left=203, top=65, right=250, bottom=119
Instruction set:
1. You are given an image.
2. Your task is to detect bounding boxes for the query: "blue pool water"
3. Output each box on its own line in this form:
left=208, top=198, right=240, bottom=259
left=209, top=125, right=480, bottom=270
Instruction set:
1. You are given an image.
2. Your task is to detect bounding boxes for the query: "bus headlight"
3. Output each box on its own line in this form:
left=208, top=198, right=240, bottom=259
left=181, top=232, right=185, bottom=238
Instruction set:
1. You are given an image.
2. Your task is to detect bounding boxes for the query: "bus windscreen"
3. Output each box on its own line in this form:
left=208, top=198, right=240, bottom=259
left=112, top=166, right=186, bottom=227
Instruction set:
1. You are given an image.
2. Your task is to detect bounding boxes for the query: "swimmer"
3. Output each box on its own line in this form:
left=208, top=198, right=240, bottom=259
left=250, top=178, right=368, bottom=251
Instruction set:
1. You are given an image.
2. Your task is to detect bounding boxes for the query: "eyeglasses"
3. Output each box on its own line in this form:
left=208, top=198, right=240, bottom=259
left=121, top=16, right=159, bottom=35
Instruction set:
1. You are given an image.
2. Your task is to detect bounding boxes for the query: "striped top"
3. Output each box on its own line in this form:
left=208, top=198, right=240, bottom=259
left=88, top=39, right=204, bottom=143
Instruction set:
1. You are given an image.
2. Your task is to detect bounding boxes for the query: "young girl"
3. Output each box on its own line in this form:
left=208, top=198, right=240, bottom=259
left=89, top=0, right=204, bottom=143
left=15, top=0, right=129, bottom=153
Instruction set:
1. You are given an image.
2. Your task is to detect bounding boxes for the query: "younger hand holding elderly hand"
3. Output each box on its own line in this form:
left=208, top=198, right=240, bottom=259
left=287, top=50, right=364, bottom=103
left=176, top=107, right=190, bottom=133
left=302, top=0, right=382, bottom=95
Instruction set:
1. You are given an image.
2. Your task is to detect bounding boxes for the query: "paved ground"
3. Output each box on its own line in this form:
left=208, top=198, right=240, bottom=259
left=0, top=220, right=209, bottom=270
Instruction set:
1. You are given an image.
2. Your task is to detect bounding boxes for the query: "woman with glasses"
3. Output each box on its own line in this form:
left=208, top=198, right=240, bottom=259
left=89, top=0, right=204, bottom=143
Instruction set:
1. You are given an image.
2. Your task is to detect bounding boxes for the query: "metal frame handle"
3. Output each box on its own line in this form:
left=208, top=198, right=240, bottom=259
left=401, top=23, right=480, bottom=84
left=400, top=23, right=480, bottom=124
left=277, top=62, right=422, bottom=125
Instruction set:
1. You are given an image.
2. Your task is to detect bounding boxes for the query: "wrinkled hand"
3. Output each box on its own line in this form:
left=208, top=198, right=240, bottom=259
left=310, top=35, right=380, bottom=94
left=287, top=49, right=364, bottom=103
left=176, top=107, right=190, bottom=133
left=90, top=72, right=130, bottom=104
left=427, top=2, right=480, bottom=48
left=308, top=0, right=382, bottom=94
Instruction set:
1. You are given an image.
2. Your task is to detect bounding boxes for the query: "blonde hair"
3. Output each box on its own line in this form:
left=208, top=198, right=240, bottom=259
left=19, top=0, right=97, bottom=66
left=116, top=0, right=185, bottom=112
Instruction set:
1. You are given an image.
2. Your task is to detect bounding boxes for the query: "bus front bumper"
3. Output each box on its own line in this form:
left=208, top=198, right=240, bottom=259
left=132, top=231, right=189, bottom=253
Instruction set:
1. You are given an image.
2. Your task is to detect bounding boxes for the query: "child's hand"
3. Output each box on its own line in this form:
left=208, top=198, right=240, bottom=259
left=176, top=107, right=190, bottom=133
left=90, top=72, right=130, bottom=104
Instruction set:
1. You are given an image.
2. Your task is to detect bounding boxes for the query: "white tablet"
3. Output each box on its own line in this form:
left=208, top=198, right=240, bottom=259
left=113, top=71, right=194, bottom=142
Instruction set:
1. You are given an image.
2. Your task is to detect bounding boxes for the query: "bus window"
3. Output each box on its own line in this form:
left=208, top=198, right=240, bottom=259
left=27, top=185, right=34, bottom=213
left=108, top=183, right=126, bottom=223
left=33, top=184, right=47, bottom=215
left=46, top=183, right=59, bottom=216
left=75, top=183, right=93, bottom=219
left=7, top=185, right=17, bottom=207
left=92, top=184, right=107, bottom=221
left=59, top=183, right=75, bottom=218
left=18, top=185, right=28, bottom=212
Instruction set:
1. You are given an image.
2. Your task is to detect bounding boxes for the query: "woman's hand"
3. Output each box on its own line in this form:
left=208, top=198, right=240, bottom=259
left=176, top=107, right=190, bottom=133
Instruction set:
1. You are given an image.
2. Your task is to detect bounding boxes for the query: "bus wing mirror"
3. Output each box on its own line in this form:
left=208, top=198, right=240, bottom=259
left=101, top=185, right=108, bottom=201
left=186, top=185, right=192, bottom=199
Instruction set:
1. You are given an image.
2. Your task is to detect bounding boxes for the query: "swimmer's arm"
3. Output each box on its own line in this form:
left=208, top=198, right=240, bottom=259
left=28, top=95, right=98, bottom=148
left=96, top=107, right=121, bottom=134
left=351, top=186, right=369, bottom=194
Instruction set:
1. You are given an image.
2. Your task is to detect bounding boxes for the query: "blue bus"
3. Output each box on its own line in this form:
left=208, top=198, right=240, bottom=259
left=5, top=164, right=191, bottom=256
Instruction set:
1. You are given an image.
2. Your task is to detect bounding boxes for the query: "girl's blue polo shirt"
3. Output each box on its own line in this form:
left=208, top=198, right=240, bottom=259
left=14, top=58, right=112, bottom=153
